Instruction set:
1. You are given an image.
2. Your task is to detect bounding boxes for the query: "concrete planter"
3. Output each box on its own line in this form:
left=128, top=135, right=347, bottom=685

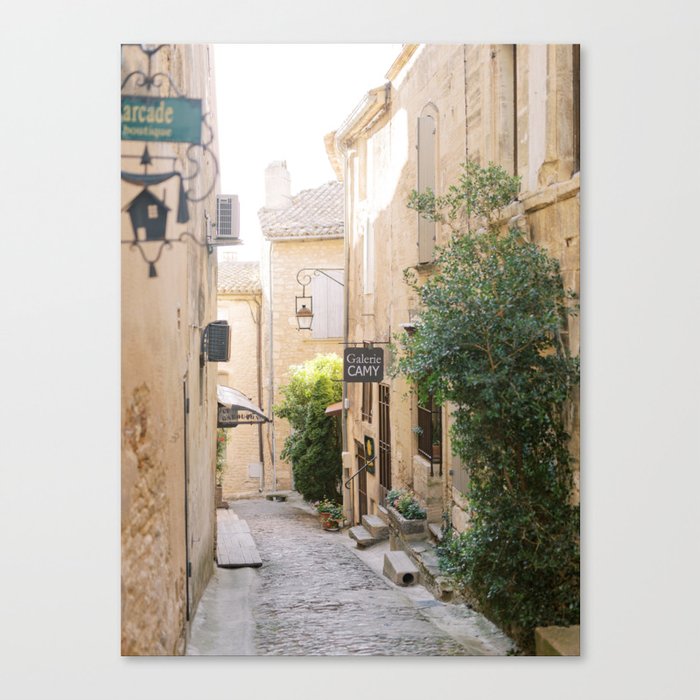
left=386, top=505, right=428, bottom=539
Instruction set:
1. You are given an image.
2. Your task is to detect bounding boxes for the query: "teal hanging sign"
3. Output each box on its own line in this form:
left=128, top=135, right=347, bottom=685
left=121, top=96, right=202, bottom=144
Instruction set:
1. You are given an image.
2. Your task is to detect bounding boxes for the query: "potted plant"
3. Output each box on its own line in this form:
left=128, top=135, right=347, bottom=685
left=316, top=498, right=343, bottom=530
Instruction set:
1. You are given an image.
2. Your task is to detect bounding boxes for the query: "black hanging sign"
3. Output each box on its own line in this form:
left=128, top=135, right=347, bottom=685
left=343, top=347, right=384, bottom=383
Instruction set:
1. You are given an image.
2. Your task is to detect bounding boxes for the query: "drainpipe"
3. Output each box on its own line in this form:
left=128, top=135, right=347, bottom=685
left=340, top=144, right=349, bottom=455
left=335, top=135, right=351, bottom=521
left=247, top=297, right=265, bottom=491
left=267, top=242, right=277, bottom=492
left=334, top=83, right=390, bottom=523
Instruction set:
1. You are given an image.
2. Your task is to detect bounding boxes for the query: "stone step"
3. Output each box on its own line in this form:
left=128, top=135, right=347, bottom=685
left=535, top=625, right=580, bottom=656
left=362, top=514, right=389, bottom=540
left=383, top=550, right=419, bottom=586
left=428, top=523, right=443, bottom=542
left=348, top=525, right=377, bottom=549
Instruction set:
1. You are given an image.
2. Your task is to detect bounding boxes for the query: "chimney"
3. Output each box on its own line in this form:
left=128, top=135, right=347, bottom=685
left=264, top=161, right=292, bottom=209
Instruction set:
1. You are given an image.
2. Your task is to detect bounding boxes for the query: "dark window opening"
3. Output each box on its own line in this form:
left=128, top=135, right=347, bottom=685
left=361, top=381, right=372, bottom=423
left=378, top=384, right=392, bottom=492
left=417, top=390, right=442, bottom=476
left=355, top=440, right=368, bottom=522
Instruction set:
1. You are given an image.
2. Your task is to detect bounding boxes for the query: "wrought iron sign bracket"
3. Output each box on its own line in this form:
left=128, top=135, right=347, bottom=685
left=121, top=44, right=219, bottom=278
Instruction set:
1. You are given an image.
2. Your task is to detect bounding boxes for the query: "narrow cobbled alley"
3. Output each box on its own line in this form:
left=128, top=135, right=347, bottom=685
left=187, top=495, right=512, bottom=656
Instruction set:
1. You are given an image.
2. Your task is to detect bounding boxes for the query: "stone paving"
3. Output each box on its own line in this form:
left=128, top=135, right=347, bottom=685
left=187, top=495, right=513, bottom=656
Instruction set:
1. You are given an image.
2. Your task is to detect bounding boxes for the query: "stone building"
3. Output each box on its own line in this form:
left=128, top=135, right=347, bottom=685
left=216, top=258, right=266, bottom=499
left=258, top=162, right=345, bottom=493
left=121, top=44, right=221, bottom=655
left=329, top=44, right=580, bottom=529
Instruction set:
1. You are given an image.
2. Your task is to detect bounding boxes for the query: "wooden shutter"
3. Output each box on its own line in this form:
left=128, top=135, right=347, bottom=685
left=417, top=114, right=436, bottom=264
left=312, top=270, right=344, bottom=339
left=363, top=217, right=375, bottom=295
left=326, top=269, right=343, bottom=338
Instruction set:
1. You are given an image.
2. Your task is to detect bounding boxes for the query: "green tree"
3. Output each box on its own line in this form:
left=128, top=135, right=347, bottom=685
left=275, top=353, right=343, bottom=502
left=397, top=161, right=580, bottom=648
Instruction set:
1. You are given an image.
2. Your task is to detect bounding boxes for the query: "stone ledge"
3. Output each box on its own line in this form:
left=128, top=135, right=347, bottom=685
left=534, top=625, right=580, bottom=656
left=490, top=173, right=580, bottom=229
left=519, top=173, right=580, bottom=214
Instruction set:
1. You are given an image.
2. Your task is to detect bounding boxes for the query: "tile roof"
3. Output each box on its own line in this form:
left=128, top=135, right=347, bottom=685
left=217, top=260, right=261, bottom=294
left=258, top=181, right=344, bottom=239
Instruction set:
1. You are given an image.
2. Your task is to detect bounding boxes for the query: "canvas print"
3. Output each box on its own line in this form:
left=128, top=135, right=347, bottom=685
left=121, top=43, right=580, bottom=656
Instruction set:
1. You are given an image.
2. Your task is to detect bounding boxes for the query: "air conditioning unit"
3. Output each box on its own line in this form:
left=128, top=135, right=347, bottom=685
left=212, top=194, right=240, bottom=245
left=204, top=320, right=231, bottom=362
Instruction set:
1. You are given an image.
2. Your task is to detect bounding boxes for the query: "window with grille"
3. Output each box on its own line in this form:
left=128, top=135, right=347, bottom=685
left=361, top=381, right=372, bottom=423
left=378, top=384, right=392, bottom=491
left=417, top=389, right=442, bottom=475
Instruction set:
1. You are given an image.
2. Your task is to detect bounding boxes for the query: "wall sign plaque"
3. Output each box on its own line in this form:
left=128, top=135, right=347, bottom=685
left=343, top=347, right=384, bottom=382
left=121, top=96, right=202, bottom=144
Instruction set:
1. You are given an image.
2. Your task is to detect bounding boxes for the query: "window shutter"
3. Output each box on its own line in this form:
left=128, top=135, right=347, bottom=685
left=312, top=270, right=344, bottom=339
left=327, top=270, right=343, bottom=338
left=417, top=114, right=436, bottom=264
left=311, top=274, right=328, bottom=339
left=363, top=217, right=375, bottom=295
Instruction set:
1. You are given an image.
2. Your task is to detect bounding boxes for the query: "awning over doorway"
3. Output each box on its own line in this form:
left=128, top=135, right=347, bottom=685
left=217, top=385, right=269, bottom=427
left=325, top=401, right=343, bottom=416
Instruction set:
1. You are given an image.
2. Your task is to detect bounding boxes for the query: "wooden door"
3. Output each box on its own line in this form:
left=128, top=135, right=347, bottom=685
left=355, top=440, right=368, bottom=523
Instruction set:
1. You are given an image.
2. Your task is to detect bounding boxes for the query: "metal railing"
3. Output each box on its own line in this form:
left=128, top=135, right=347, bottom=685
left=344, top=455, right=377, bottom=490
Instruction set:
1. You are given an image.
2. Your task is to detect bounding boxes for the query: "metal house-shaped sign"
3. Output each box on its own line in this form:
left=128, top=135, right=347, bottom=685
left=125, top=188, right=170, bottom=241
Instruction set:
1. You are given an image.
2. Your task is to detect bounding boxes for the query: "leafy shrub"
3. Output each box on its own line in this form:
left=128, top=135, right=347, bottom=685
left=275, top=354, right=343, bottom=502
left=397, top=160, right=580, bottom=649
left=386, top=488, right=427, bottom=520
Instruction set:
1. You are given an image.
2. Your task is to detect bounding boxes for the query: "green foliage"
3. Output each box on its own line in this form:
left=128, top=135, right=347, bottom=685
left=216, top=428, right=227, bottom=486
left=408, top=160, right=520, bottom=232
left=386, top=488, right=427, bottom=520
left=316, top=498, right=343, bottom=522
left=398, top=160, right=580, bottom=647
left=275, top=354, right=343, bottom=503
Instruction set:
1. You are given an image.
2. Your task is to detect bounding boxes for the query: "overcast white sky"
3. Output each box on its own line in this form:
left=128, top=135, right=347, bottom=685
left=214, top=44, right=402, bottom=260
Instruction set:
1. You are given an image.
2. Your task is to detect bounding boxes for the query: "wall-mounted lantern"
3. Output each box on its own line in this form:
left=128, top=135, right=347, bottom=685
left=295, top=293, right=314, bottom=330
left=294, top=268, right=344, bottom=332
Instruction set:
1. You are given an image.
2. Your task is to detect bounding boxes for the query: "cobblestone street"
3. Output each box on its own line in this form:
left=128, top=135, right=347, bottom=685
left=187, top=495, right=513, bottom=656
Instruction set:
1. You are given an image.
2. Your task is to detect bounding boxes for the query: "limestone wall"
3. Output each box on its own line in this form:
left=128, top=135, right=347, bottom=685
left=338, top=44, right=580, bottom=527
left=217, top=291, right=265, bottom=499
left=121, top=44, right=218, bottom=655
left=261, top=237, right=345, bottom=492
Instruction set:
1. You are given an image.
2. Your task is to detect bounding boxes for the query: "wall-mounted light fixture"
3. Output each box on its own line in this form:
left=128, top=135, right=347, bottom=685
left=294, top=268, right=344, bottom=331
